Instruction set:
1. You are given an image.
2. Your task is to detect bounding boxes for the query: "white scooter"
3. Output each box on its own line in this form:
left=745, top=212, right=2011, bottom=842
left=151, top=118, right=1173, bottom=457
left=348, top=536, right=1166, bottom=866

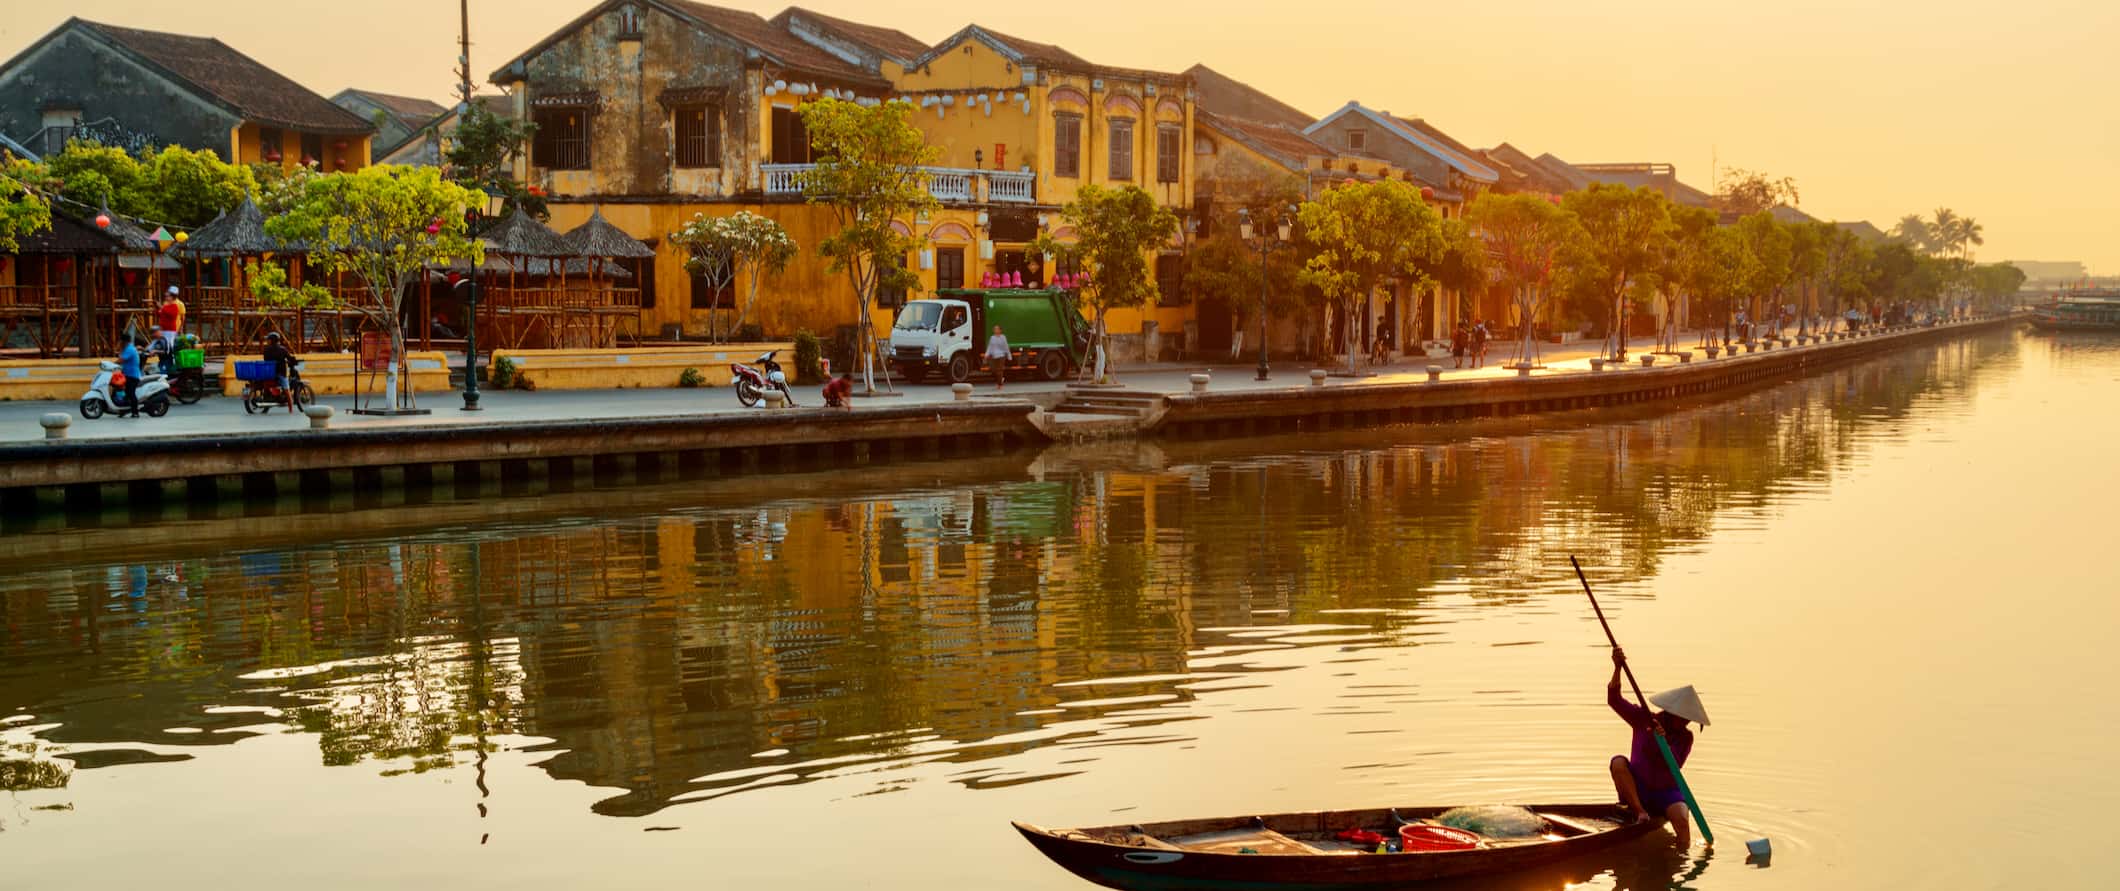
left=80, top=361, right=172, bottom=419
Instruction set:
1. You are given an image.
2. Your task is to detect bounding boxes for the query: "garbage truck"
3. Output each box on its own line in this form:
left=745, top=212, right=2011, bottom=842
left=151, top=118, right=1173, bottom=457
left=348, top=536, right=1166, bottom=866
left=885, top=288, right=1093, bottom=383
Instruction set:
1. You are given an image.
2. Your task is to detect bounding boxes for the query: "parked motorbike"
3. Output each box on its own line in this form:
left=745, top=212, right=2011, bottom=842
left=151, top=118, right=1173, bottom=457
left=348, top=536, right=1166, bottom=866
left=731, top=351, right=796, bottom=408
left=79, top=361, right=172, bottom=419
left=159, top=346, right=207, bottom=405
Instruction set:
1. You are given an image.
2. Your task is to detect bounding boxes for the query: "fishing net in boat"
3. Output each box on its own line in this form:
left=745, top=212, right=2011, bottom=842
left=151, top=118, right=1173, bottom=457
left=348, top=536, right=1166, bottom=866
left=1434, top=805, right=1546, bottom=838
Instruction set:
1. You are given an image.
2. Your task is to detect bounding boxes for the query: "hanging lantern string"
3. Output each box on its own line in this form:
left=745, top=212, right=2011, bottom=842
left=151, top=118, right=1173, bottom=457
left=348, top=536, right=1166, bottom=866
left=0, top=167, right=200, bottom=237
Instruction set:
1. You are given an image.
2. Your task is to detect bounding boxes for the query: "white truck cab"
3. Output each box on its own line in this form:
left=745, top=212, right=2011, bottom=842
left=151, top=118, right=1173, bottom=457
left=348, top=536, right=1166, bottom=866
left=887, top=298, right=978, bottom=382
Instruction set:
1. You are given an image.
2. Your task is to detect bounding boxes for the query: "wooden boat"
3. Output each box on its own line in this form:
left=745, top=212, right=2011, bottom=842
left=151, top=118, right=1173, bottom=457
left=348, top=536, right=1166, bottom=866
left=1013, top=803, right=1658, bottom=890
left=2028, top=291, right=2120, bottom=332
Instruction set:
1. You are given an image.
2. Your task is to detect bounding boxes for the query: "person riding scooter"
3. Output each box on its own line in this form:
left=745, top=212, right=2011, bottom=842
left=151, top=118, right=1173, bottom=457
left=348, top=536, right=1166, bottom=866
left=262, top=332, right=297, bottom=413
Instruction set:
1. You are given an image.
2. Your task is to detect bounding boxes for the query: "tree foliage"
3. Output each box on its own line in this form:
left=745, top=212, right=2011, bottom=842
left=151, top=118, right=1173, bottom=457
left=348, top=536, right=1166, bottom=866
left=1031, top=184, right=1180, bottom=380
left=444, top=100, right=545, bottom=219
left=34, top=141, right=253, bottom=229
left=1713, top=167, right=1800, bottom=216
left=0, top=154, right=52, bottom=253
left=669, top=210, right=799, bottom=343
left=1296, top=179, right=1444, bottom=371
left=262, top=165, right=483, bottom=407
left=797, top=97, right=939, bottom=392
left=1732, top=211, right=1794, bottom=326
left=1466, top=192, right=1580, bottom=365
left=1561, top=183, right=1672, bottom=358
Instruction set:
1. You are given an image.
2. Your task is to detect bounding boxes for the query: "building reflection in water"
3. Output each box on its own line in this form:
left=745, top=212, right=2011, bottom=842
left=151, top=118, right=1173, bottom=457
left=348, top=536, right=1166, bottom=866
left=0, top=336, right=2008, bottom=817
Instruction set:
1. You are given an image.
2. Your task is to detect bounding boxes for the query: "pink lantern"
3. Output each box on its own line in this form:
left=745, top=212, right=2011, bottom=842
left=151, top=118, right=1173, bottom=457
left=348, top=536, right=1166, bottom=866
left=425, top=219, right=442, bottom=235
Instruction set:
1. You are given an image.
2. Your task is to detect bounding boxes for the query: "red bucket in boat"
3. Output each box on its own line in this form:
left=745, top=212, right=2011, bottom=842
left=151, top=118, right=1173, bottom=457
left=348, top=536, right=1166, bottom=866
left=1399, top=824, right=1481, bottom=852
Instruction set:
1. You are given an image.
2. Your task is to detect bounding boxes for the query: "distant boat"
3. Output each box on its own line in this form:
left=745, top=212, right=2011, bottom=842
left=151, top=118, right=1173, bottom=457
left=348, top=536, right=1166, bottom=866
left=1013, top=803, right=1656, bottom=890
left=2028, top=290, right=2120, bottom=332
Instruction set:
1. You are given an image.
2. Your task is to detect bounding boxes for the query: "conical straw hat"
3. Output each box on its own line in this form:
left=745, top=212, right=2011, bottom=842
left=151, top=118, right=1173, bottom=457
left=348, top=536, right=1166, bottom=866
left=1649, top=685, right=1710, bottom=726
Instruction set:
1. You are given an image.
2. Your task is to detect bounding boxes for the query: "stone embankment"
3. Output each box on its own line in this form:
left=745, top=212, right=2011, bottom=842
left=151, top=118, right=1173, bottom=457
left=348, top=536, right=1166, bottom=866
left=0, top=317, right=2009, bottom=512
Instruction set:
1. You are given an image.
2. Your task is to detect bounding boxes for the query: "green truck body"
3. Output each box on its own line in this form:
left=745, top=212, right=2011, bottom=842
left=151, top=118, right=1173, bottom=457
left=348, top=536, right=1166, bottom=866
left=886, top=288, right=1092, bottom=383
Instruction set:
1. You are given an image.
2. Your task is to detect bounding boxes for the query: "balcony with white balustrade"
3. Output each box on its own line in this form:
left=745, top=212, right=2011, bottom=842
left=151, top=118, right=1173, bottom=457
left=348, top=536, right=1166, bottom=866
left=761, top=164, right=1037, bottom=205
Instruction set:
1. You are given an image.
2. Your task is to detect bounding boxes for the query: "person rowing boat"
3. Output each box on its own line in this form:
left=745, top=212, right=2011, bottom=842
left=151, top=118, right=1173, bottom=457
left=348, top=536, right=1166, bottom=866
left=1605, top=647, right=1710, bottom=848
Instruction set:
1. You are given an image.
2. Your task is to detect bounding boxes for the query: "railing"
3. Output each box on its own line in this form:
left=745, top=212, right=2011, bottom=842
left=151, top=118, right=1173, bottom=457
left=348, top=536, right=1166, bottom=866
left=987, top=171, right=1036, bottom=204
left=761, top=163, right=1036, bottom=204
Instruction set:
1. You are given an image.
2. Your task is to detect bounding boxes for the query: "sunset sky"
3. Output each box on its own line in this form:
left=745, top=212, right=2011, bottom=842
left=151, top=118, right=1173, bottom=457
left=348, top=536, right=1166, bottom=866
left=7, top=0, right=2115, bottom=271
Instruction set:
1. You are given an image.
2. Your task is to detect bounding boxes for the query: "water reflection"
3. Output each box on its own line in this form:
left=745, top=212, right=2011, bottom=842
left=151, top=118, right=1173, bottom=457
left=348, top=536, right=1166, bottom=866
left=0, top=333, right=2024, bottom=887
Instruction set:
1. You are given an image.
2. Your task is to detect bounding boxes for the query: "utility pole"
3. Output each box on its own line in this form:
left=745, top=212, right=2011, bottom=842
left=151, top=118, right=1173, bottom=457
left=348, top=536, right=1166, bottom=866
left=455, top=0, right=483, bottom=411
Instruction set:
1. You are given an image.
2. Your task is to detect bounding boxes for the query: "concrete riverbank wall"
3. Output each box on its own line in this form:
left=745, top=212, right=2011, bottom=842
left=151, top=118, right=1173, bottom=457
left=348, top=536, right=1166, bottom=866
left=0, top=318, right=2009, bottom=513
left=1156, top=318, right=2010, bottom=438
left=0, top=400, right=1042, bottom=514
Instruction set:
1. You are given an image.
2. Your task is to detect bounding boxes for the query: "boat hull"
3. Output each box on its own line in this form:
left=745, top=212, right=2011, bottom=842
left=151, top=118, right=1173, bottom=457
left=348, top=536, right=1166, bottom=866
left=1014, top=804, right=1660, bottom=891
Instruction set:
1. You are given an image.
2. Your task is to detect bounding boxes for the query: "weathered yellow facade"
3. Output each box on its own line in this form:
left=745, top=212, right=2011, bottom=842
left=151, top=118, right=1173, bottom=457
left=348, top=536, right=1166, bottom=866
left=230, top=122, right=370, bottom=173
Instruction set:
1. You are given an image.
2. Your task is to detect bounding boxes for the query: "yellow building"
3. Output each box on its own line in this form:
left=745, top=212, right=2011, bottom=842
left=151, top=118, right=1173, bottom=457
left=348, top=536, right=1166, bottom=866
left=490, top=3, right=1204, bottom=360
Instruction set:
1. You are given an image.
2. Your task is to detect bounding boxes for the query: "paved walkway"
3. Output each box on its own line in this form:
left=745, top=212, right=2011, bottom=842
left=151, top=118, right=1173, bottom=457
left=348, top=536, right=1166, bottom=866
left=0, top=332, right=1749, bottom=443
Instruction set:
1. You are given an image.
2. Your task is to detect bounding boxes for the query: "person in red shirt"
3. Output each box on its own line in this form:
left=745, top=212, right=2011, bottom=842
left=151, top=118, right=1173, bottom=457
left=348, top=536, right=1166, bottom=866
left=156, top=287, right=185, bottom=352
left=821, top=372, right=854, bottom=409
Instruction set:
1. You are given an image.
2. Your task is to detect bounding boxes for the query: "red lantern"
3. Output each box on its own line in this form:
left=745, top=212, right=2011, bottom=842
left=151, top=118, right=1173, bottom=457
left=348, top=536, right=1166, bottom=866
left=95, top=213, right=111, bottom=229
left=1420, top=186, right=1435, bottom=201
left=123, top=270, right=139, bottom=286
left=335, top=157, right=348, bottom=171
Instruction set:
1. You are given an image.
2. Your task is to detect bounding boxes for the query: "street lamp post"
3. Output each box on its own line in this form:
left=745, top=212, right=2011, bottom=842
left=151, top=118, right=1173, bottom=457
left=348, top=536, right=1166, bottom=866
left=1239, top=206, right=1294, bottom=381
left=459, top=190, right=505, bottom=411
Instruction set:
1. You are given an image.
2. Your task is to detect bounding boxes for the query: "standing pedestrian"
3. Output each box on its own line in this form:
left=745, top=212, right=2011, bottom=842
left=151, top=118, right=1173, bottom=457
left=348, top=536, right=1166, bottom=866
left=1472, top=319, right=1490, bottom=369
left=1451, top=323, right=1468, bottom=369
left=985, top=324, right=1010, bottom=390
left=157, top=287, right=185, bottom=353
left=117, top=336, right=143, bottom=417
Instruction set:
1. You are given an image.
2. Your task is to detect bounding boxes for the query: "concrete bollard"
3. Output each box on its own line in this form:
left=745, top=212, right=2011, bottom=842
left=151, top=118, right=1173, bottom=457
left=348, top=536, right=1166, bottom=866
left=1426, top=365, right=1443, bottom=383
left=40, top=412, right=69, bottom=439
left=1705, top=346, right=1720, bottom=359
left=1590, top=358, right=1605, bottom=372
left=1639, top=354, right=1656, bottom=367
left=1189, top=373, right=1210, bottom=394
left=304, top=404, right=334, bottom=430
left=1745, top=342, right=1757, bottom=353
left=1677, top=351, right=1693, bottom=363
left=1515, top=363, right=1534, bottom=378
left=765, top=389, right=787, bottom=409
left=950, top=382, right=973, bottom=402
left=1759, top=339, right=1772, bottom=351
left=1309, top=370, right=1328, bottom=388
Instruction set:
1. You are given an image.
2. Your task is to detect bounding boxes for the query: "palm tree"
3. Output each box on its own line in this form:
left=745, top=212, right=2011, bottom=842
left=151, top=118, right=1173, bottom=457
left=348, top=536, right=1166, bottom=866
left=1929, top=207, right=1961, bottom=259
left=1956, top=217, right=1983, bottom=262
left=1890, top=214, right=1933, bottom=253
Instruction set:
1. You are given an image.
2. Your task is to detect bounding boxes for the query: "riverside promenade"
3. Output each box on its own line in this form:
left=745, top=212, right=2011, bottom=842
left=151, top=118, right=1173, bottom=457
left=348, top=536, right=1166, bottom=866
left=0, top=318, right=2008, bottom=511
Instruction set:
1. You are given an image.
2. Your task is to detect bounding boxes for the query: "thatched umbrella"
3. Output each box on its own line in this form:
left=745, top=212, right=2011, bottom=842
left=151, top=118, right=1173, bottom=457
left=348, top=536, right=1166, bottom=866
left=559, top=207, right=655, bottom=347
left=453, top=206, right=571, bottom=352
left=172, top=196, right=298, bottom=349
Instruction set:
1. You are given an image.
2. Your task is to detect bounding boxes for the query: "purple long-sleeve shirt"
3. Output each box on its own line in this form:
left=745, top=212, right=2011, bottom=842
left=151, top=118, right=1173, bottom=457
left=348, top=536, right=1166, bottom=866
left=1611, top=685, right=1693, bottom=792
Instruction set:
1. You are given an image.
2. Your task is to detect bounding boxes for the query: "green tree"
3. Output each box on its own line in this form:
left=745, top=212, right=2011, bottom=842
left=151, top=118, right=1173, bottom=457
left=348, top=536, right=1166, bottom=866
left=1562, top=184, right=1673, bottom=360
left=669, top=210, right=798, bottom=343
left=445, top=100, right=544, bottom=219
left=1466, top=192, right=1579, bottom=367
left=0, top=155, right=52, bottom=252
left=1889, top=213, right=1935, bottom=254
left=1970, top=262, right=2025, bottom=310
left=796, top=97, right=939, bottom=393
left=1713, top=167, right=1800, bottom=217
left=138, top=145, right=254, bottom=228
left=1656, top=204, right=1719, bottom=351
left=1784, top=221, right=1826, bottom=333
left=1296, top=179, right=1444, bottom=374
left=1031, top=184, right=1180, bottom=381
left=1814, top=224, right=1874, bottom=331
left=1732, top=211, right=1793, bottom=335
left=263, top=166, right=483, bottom=408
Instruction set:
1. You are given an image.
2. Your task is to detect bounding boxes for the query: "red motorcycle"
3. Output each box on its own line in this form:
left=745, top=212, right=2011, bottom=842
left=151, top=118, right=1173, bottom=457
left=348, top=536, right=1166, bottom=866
left=730, top=351, right=795, bottom=408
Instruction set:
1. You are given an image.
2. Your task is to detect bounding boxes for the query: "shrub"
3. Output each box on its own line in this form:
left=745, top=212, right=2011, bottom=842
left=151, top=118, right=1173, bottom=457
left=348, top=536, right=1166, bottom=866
left=792, top=330, right=824, bottom=384
left=490, top=356, right=517, bottom=389
left=678, top=366, right=705, bottom=388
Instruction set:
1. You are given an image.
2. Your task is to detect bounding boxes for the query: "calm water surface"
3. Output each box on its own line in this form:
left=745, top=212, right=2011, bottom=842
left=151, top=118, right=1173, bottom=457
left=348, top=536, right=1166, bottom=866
left=4, top=331, right=2115, bottom=890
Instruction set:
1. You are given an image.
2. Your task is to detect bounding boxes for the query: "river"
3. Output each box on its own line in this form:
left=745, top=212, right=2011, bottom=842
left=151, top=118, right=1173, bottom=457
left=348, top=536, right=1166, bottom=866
left=2, top=329, right=2113, bottom=890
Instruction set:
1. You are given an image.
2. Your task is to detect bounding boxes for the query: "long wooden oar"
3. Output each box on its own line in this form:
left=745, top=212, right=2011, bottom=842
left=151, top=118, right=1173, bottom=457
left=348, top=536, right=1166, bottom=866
left=1570, top=556, right=1713, bottom=845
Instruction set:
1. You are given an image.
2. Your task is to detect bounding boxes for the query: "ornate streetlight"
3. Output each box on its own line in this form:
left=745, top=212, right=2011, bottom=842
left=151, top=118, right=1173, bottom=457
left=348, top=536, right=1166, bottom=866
left=1238, top=205, right=1295, bottom=381
left=457, top=189, right=506, bottom=411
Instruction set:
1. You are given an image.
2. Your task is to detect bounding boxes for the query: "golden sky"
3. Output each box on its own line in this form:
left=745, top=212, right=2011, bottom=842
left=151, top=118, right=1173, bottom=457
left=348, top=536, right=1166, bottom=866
left=9, top=0, right=2115, bottom=271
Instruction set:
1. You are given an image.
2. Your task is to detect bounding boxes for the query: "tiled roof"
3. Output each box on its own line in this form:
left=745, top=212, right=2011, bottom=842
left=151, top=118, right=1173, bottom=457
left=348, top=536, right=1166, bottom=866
left=923, top=25, right=1185, bottom=83
left=1386, top=114, right=1495, bottom=180
left=492, top=1, right=887, bottom=89
left=1305, top=103, right=1497, bottom=183
left=1185, top=64, right=1312, bottom=130
left=339, top=89, right=449, bottom=125
left=1198, top=110, right=1330, bottom=171
left=1482, top=143, right=1578, bottom=194
left=666, top=1, right=886, bottom=86
left=772, top=7, right=929, bottom=64
left=73, top=19, right=373, bottom=135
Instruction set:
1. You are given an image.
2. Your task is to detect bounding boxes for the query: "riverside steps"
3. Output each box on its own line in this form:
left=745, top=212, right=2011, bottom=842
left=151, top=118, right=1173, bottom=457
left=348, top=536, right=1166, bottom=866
left=0, top=316, right=2008, bottom=512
